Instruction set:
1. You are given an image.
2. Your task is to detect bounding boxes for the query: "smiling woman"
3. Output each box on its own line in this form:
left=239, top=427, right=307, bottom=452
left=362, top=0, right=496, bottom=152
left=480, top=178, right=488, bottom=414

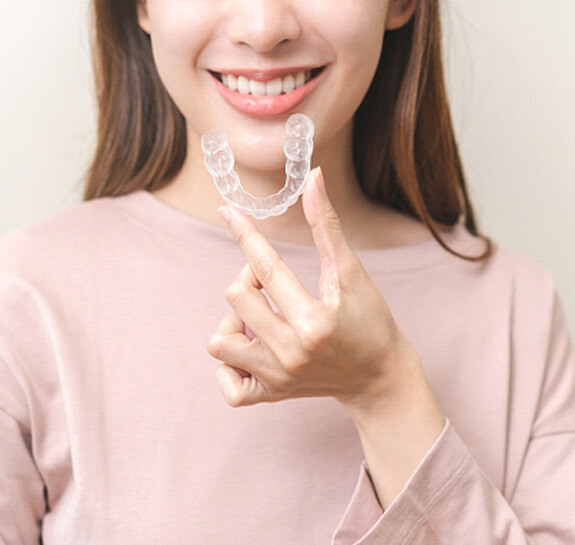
left=88, top=0, right=481, bottom=259
left=0, top=1, right=574, bottom=544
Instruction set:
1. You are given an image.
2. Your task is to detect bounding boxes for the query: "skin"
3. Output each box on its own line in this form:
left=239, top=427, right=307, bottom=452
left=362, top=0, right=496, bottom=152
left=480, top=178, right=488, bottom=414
left=138, top=0, right=431, bottom=248
left=138, top=0, right=446, bottom=508
left=209, top=169, right=445, bottom=508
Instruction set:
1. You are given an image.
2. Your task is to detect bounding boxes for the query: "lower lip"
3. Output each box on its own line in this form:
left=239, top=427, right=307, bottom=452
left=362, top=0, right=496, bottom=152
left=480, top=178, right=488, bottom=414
left=213, top=73, right=322, bottom=117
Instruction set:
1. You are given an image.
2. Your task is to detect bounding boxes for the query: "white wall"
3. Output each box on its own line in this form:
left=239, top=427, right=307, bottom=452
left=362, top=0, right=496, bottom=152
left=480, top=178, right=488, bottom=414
left=443, top=1, right=575, bottom=334
left=1, top=0, right=574, bottom=334
left=0, top=0, right=93, bottom=231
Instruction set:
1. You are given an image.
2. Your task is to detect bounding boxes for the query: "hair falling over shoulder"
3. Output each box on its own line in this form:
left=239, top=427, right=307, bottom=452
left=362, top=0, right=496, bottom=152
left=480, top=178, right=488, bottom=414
left=85, top=0, right=491, bottom=261
left=86, top=0, right=187, bottom=200
left=353, top=2, right=491, bottom=260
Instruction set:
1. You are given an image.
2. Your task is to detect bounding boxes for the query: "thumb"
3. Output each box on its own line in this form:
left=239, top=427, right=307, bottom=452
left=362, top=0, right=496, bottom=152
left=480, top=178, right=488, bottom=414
left=302, top=167, right=353, bottom=301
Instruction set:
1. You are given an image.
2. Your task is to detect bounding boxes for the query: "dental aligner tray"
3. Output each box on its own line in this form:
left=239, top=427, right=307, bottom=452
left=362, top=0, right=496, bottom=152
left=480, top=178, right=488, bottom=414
left=201, top=114, right=314, bottom=219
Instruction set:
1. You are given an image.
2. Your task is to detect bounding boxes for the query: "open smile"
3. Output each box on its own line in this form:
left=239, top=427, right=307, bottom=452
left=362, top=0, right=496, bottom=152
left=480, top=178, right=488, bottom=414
left=209, top=67, right=325, bottom=117
left=210, top=68, right=324, bottom=97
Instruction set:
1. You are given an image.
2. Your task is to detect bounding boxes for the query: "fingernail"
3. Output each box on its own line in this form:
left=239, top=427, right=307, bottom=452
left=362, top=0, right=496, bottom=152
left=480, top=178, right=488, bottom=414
left=313, top=167, right=326, bottom=195
left=218, top=206, right=232, bottom=225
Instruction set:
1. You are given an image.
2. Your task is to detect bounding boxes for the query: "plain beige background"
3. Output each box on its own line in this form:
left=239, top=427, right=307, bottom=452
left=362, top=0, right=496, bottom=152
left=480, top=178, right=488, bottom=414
left=1, top=0, right=574, bottom=335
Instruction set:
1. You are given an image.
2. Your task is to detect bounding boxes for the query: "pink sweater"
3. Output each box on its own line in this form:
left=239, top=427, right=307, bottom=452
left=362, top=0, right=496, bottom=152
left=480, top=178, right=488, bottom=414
left=0, top=191, right=573, bottom=544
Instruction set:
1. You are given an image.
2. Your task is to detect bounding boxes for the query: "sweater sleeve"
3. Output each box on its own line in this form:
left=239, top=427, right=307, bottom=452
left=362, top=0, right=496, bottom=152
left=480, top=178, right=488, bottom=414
left=0, top=255, right=47, bottom=544
left=0, top=352, right=45, bottom=545
left=332, top=293, right=575, bottom=545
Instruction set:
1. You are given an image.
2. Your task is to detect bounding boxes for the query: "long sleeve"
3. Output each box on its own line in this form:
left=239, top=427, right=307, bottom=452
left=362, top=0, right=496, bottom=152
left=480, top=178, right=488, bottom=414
left=332, top=292, right=575, bottom=545
left=0, top=352, right=45, bottom=545
left=0, top=267, right=52, bottom=545
left=1, top=194, right=572, bottom=544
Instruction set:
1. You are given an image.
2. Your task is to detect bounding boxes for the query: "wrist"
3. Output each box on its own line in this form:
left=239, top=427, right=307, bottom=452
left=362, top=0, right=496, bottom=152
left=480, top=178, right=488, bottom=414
left=340, top=338, right=428, bottom=416
left=339, top=344, right=446, bottom=508
left=345, top=346, right=444, bottom=436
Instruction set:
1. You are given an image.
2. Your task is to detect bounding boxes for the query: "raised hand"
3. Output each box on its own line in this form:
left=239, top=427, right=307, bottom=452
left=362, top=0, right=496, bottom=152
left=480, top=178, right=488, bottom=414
left=208, top=167, right=417, bottom=410
left=208, top=167, right=446, bottom=508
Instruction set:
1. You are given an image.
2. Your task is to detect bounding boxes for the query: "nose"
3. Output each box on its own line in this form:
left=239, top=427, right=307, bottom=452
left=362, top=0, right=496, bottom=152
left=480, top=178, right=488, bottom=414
left=225, top=0, right=301, bottom=53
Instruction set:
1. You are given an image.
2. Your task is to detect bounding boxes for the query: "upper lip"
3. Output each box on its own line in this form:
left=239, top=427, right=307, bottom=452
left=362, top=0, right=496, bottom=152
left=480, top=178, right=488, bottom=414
left=209, top=66, right=325, bottom=82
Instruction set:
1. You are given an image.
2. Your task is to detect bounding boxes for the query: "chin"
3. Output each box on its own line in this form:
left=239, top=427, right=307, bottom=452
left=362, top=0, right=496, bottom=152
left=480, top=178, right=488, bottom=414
left=233, top=143, right=287, bottom=174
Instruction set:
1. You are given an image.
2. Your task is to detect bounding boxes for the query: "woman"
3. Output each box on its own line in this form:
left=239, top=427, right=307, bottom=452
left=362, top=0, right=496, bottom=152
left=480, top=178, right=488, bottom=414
left=0, top=0, right=573, bottom=543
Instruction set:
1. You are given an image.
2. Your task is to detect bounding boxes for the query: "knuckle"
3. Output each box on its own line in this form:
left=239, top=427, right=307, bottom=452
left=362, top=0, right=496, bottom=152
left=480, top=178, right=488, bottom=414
left=284, top=353, right=310, bottom=377
left=206, top=335, right=222, bottom=360
left=297, top=315, right=336, bottom=353
left=251, top=256, right=277, bottom=287
left=273, top=338, right=305, bottom=379
left=320, top=209, right=343, bottom=238
left=224, top=280, right=246, bottom=307
left=225, top=390, right=244, bottom=408
left=324, top=207, right=341, bottom=232
left=310, top=201, right=340, bottom=231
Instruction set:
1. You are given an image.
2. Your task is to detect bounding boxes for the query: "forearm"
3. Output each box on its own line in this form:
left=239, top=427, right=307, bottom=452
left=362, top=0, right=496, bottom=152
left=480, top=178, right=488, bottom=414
left=343, top=346, right=446, bottom=509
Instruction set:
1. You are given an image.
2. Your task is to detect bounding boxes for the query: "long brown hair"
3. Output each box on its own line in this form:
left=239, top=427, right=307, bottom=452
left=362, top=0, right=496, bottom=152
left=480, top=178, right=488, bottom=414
left=86, top=0, right=491, bottom=260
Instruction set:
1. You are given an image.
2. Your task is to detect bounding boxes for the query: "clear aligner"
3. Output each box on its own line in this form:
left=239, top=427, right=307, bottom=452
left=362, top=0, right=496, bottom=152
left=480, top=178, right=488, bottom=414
left=201, top=114, right=314, bottom=219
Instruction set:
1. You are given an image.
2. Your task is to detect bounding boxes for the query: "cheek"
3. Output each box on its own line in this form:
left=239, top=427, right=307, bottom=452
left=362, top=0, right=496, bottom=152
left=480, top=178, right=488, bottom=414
left=325, top=7, right=386, bottom=112
left=147, top=1, right=215, bottom=67
left=145, top=1, right=217, bottom=124
left=318, top=1, right=386, bottom=87
left=338, top=9, right=385, bottom=67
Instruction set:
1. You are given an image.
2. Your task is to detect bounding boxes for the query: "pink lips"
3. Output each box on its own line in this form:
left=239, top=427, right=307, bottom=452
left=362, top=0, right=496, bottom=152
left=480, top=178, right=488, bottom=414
left=211, top=68, right=323, bottom=117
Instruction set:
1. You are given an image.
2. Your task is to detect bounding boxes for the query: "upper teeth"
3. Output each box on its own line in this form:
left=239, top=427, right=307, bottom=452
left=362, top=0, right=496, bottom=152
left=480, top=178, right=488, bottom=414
left=221, top=71, right=310, bottom=96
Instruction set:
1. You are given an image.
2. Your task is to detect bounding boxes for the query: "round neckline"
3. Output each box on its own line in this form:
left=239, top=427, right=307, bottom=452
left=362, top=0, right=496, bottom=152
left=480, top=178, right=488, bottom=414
left=110, top=190, right=486, bottom=274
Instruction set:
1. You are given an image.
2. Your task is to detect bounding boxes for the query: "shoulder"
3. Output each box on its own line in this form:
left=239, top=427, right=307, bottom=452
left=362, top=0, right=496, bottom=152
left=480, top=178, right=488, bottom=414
left=434, top=224, right=555, bottom=296
left=487, top=242, right=555, bottom=298
left=446, top=232, right=558, bottom=317
left=475, top=242, right=562, bottom=347
left=1, top=197, right=121, bottom=253
left=427, top=227, right=557, bottom=321
left=0, top=196, right=136, bottom=287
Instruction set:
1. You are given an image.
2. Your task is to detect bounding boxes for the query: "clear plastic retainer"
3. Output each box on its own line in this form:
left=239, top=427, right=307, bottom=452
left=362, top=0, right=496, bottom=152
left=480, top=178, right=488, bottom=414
left=201, top=113, right=314, bottom=220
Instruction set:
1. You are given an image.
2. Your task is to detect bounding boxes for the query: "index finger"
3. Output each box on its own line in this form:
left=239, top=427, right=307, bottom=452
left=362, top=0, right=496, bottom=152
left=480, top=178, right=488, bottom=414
left=218, top=205, right=314, bottom=324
